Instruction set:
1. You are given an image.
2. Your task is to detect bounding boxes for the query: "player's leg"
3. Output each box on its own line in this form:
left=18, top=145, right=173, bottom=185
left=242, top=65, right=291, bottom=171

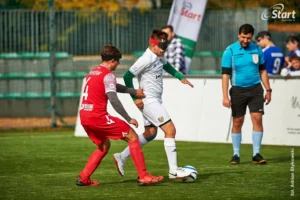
left=229, top=86, right=248, bottom=164
left=113, top=104, right=159, bottom=176
left=160, top=121, right=190, bottom=179
left=114, top=125, right=157, bottom=176
left=118, top=124, right=157, bottom=160
left=122, top=127, right=164, bottom=185
left=249, top=84, right=266, bottom=164
left=76, top=125, right=110, bottom=186
left=230, top=116, right=245, bottom=164
left=105, top=116, right=162, bottom=185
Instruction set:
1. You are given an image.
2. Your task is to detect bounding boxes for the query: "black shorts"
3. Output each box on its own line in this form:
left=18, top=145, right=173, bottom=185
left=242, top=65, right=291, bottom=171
left=229, top=83, right=264, bottom=117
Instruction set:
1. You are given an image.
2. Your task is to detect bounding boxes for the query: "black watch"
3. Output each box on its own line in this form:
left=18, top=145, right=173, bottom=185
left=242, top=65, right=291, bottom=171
left=266, top=89, right=272, bottom=93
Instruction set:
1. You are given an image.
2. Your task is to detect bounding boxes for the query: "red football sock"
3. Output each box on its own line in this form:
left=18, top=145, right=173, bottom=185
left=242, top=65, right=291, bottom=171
left=129, top=139, right=148, bottom=178
left=82, top=148, right=108, bottom=178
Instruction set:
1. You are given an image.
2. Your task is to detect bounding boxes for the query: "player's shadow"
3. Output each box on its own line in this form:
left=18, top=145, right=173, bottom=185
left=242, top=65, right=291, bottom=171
left=102, top=171, right=244, bottom=186
left=198, top=171, right=244, bottom=181
left=264, top=156, right=298, bottom=163
left=104, top=178, right=166, bottom=187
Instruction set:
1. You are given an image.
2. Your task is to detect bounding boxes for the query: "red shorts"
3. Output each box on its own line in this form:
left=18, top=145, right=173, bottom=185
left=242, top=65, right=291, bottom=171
left=82, top=116, right=131, bottom=146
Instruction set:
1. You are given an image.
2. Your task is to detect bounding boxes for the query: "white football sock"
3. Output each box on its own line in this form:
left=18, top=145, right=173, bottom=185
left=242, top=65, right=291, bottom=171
left=120, top=134, right=148, bottom=160
left=164, top=138, right=178, bottom=172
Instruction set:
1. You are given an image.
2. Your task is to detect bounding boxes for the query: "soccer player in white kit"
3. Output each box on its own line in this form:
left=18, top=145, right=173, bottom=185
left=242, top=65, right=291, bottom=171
left=113, top=30, right=194, bottom=179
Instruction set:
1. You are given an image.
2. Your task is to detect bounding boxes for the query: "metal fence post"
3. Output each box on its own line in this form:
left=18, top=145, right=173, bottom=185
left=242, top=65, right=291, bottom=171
left=49, top=0, right=57, bottom=128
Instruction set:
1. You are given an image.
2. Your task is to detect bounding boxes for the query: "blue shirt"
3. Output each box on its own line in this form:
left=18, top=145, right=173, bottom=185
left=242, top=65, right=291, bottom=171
left=287, top=48, right=300, bottom=71
left=222, top=41, right=265, bottom=88
left=263, top=46, right=284, bottom=75
left=287, top=48, right=300, bottom=57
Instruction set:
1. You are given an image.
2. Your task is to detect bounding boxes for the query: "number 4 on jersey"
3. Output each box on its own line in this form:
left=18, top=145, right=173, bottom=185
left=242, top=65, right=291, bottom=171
left=82, top=77, right=91, bottom=100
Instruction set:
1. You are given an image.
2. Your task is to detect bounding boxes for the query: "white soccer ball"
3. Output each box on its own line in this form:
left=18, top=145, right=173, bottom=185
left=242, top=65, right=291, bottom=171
left=280, top=68, right=289, bottom=77
left=182, top=165, right=198, bottom=182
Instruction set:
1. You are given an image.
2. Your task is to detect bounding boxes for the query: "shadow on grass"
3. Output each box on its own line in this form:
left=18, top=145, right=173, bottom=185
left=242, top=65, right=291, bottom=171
left=103, top=178, right=166, bottom=187
left=266, top=156, right=299, bottom=163
left=199, top=171, right=244, bottom=180
left=103, top=171, right=245, bottom=186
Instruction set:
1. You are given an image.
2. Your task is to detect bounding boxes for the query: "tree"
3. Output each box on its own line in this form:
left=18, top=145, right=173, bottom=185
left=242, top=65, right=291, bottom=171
left=18, top=0, right=152, bottom=11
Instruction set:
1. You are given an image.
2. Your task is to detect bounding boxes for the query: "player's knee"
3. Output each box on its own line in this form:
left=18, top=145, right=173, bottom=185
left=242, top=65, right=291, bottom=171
left=123, top=128, right=138, bottom=142
left=252, top=116, right=262, bottom=124
left=233, top=117, right=244, bottom=128
left=165, top=127, right=176, bottom=138
left=232, top=122, right=243, bottom=132
left=98, top=138, right=111, bottom=151
left=232, top=123, right=242, bottom=129
left=253, top=119, right=263, bottom=129
left=161, top=121, right=176, bottom=138
left=146, top=132, right=157, bottom=142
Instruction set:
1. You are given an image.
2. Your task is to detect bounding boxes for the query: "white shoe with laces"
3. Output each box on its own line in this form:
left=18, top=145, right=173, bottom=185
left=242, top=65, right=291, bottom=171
left=113, top=153, right=126, bottom=176
left=169, top=167, right=191, bottom=179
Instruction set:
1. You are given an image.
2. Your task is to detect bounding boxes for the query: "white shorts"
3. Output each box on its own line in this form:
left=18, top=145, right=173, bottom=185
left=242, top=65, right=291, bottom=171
left=141, top=100, right=171, bottom=127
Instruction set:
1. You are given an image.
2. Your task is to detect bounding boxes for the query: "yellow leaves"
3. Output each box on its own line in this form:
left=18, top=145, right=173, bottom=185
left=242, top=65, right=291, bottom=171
left=40, top=43, right=48, bottom=51
left=27, top=0, right=149, bottom=11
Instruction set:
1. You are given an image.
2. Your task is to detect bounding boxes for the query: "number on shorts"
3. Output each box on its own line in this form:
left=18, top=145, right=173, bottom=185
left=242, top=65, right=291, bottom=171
left=105, top=115, right=115, bottom=125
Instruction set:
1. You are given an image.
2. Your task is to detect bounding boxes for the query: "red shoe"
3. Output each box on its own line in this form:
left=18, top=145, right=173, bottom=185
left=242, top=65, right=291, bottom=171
left=76, top=172, right=100, bottom=186
left=137, top=174, right=164, bottom=186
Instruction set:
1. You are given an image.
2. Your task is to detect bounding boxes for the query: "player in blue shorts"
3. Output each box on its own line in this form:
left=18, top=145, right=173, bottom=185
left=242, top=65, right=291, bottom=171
left=256, top=31, right=284, bottom=76
left=222, top=24, right=272, bottom=165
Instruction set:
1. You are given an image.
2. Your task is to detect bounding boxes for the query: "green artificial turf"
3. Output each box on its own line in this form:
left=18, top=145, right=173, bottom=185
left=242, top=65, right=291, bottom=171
left=0, top=131, right=299, bottom=200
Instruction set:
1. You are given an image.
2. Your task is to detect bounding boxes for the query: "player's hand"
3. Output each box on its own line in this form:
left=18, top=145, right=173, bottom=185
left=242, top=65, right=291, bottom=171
left=265, top=92, right=271, bottom=105
left=135, top=89, right=146, bottom=99
left=134, top=99, right=144, bottom=109
left=129, top=118, right=138, bottom=128
left=223, top=97, right=231, bottom=108
left=181, top=78, right=194, bottom=88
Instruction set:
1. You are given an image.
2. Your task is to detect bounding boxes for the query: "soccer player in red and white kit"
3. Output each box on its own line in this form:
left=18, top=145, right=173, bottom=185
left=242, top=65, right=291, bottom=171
left=76, top=45, right=164, bottom=186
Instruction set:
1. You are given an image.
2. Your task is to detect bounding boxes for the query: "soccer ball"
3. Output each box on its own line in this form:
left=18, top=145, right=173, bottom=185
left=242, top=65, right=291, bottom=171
left=280, top=68, right=289, bottom=77
left=182, top=165, right=198, bottom=182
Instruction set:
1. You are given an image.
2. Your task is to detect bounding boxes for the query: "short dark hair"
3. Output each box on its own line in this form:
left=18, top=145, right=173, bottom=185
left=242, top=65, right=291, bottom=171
left=100, top=45, right=122, bottom=61
left=255, top=31, right=272, bottom=41
left=150, top=29, right=168, bottom=41
left=289, top=54, right=300, bottom=62
left=286, top=35, right=300, bottom=47
left=239, top=24, right=254, bottom=35
left=162, top=25, right=174, bottom=32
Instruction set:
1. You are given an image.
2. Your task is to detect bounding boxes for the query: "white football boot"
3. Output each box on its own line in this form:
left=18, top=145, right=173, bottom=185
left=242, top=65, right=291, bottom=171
left=113, top=153, right=126, bottom=176
left=169, top=167, right=191, bottom=179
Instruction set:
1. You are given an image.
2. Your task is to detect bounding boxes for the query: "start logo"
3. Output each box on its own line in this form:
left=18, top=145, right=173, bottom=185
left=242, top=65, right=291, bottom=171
left=175, top=1, right=201, bottom=21
left=261, top=3, right=296, bottom=21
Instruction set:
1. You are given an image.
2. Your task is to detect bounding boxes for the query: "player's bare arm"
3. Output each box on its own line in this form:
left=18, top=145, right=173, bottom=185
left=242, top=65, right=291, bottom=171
left=129, top=118, right=139, bottom=128
left=116, top=83, right=145, bottom=99
left=135, top=89, right=146, bottom=99
left=163, top=62, right=194, bottom=88
left=134, top=99, right=144, bottom=109
left=180, top=78, right=194, bottom=88
left=259, top=69, right=272, bottom=105
left=222, top=74, right=231, bottom=108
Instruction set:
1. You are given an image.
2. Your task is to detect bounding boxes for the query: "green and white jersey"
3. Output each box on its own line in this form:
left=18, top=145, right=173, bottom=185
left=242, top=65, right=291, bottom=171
left=129, top=48, right=167, bottom=104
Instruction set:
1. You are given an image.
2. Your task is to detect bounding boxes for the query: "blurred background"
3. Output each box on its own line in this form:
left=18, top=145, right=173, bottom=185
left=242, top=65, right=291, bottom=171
left=0, top=0, right=299, bottom=129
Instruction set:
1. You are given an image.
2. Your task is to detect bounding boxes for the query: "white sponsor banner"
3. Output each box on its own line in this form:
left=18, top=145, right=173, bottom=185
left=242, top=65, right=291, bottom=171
left=167, top=0, right=207, bottom=72
left=168, top=0, right=207, bottom=41
left=75, top=78, right=300, bottom=146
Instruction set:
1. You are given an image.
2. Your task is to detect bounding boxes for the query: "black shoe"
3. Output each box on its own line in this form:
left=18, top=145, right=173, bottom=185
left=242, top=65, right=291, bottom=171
left=230, top=154, right=240, bottom=164
left=252, top=153, right=267, bottom=164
